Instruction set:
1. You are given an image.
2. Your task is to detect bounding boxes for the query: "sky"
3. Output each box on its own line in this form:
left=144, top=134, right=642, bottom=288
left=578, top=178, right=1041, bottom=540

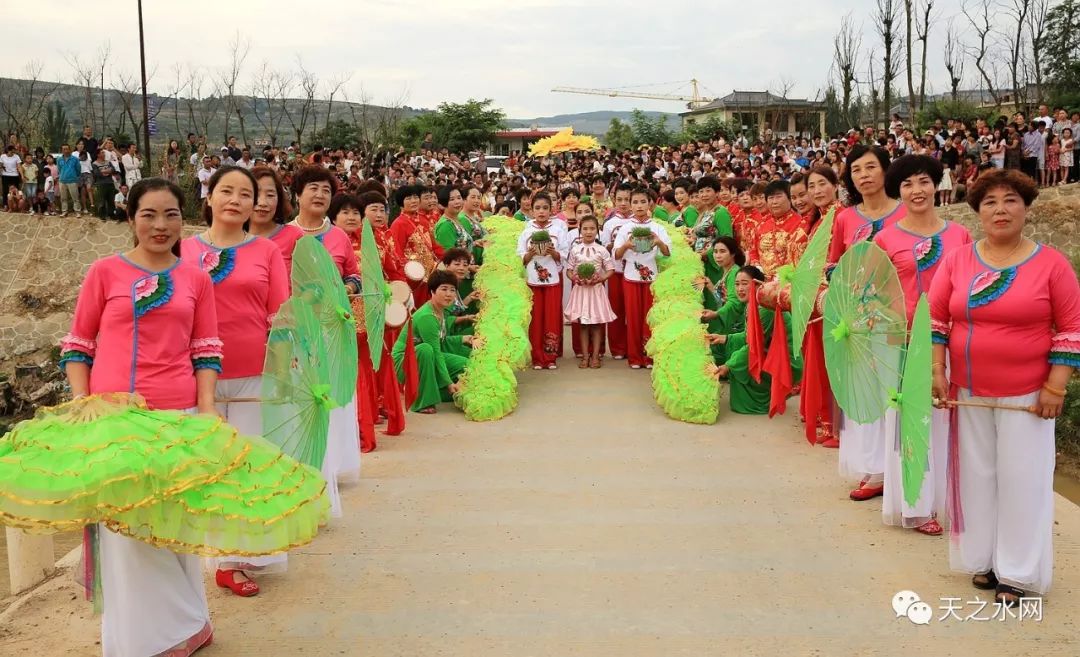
left=2, top=0, right=987, bottom=119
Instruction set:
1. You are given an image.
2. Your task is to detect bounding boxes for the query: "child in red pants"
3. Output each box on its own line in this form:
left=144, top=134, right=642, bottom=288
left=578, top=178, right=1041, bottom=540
left=517, top=192, right=568, bottom=369
left=612, top=186, right=672, bottom=369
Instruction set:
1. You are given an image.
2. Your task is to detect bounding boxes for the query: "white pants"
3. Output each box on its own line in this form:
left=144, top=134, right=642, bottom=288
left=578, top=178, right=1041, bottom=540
left=838, top=411, right=892, bottom=482
left=882, top=408, right=949, bottom=528
left=321, top=395, right=360, bottom=518
left=210, top=376, right=287, bottom=573
left=950, top=388, right=1055, bottom=594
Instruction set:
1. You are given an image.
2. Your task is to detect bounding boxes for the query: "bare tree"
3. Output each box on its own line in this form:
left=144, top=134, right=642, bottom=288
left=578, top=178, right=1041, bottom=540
left=216, top=32, right=250, bottom=143
left=1001, top=0, right=1032, bottom=111
left=65, top=53, right=99, bottom=130
left=962, top=0, right=1001, bottom=106
left=0, top=61, right=59, bottom=144
left=112, top=67, right=167, bottom=155
left=904, top=0, right=916, bottom=122
left=95, top=43, right=112, bottom=133
left=832, top=13, right=862, bottom=130
left=284, top=58, right=318, bottom=149
left=875, top=0, right=902, bottom=126
left=372, top=86, right=411, bottom=149
left=250, top=61, right=293, bottom=147
left=943, top=17, right=966, bottom=102
left=323, top=72, right=353, bottom=129
left=914, top=0, right=935, bottom=111
left=769, top=76, right=796, bottom=136
left=865, top=49, right=882, bottom=129
left=185, top=67, right=223, bottom=144
left=167, top=63, right=188, bottom=139
left=1026, top=0, right=1050, bottom=106
left=341, top=86, right=372, bottom=149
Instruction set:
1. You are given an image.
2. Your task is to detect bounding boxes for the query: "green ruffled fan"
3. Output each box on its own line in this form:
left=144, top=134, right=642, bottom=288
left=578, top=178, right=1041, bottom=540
left=823, top=241, right=908, bottom=424
left=358, top=219, right=389, bottom=369
left=895, top=294, right=933, bottom=507
left=291, top=236, right=358, bottom=406
left=786, top=206, right=836, bottom=350
left=0, top=393, right=328, bottom=556
left=261, top=297, right=336, bottom=469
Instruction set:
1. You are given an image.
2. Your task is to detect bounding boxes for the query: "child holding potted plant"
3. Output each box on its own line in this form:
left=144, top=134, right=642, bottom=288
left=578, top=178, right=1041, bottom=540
left=613, top=186, right=672, bottom=369
left=599, top=183, right=635, bottom=360
left=517, top=192, right=569, bottom=369
left=564, top=215, right=616, bottom=369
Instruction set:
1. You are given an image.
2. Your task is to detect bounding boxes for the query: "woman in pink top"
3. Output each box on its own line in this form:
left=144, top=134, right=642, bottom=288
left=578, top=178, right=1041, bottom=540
left=831, top=145, right=907, bottom=504
left=180, top=166, right=289, bottom=598
left=930, top=169, right=1080, bottom=605
left=874, top=155, right=973, bottom=538
left=249, top=165, right=302, bottom=276
left=288, top=165, right=362, bottom=508
left=60, top=178, right=220, bottom=657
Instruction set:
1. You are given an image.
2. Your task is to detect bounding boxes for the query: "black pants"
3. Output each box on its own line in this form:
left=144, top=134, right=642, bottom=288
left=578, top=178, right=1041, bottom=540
left=94, top=183, right=115, bottom=218
left=1, top=175, right=19, bottom=207
left=1021, top=157, right=1039, bottom=181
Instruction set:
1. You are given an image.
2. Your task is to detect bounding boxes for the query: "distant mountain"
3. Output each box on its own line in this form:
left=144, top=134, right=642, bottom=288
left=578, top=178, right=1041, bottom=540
left=506, top=111, right=679, bottom=136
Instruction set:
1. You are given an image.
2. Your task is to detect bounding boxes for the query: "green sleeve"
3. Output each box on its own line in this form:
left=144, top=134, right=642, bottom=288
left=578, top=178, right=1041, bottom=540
left=513, top=210, right=527, bottom=222
left=414, top=311, right=452, bottom=388
left=722, top=267, right=739, bottom=305
left=716, top=297, right=746, bottom=333
left=433, top=219, right=457, bottom=252
left=683, top=206, right=700, bottom=228
left=713, top=206, right=734, bottom=238
left=724, top=307, right=773, bottom=373
left=653, top=206, right=670, bottom=222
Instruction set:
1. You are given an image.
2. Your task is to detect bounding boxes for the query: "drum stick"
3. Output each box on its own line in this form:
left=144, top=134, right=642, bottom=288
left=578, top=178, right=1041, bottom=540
left=934, top=398, right=1038, bottom=414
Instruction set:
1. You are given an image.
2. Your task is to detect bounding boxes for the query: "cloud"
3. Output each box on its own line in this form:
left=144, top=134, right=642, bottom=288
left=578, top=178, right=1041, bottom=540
left=1, top=0, right=977, bottom=119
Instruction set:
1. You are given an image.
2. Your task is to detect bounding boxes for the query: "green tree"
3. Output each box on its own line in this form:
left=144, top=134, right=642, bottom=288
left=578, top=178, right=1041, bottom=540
left=629, top=109, right=675, bottom=146
left=1044, top=0, right=1080, bottom=109
left=604, top=118, right=636, bottom=152
left=313, top=119, right=364, bottom=149
left=914, top=99, right=999, bottom=131
left=679, top=113, right=740, bottom=143
left=41, top=101, right=71, bottom=152
left=397, top=99, right=505, bottom=152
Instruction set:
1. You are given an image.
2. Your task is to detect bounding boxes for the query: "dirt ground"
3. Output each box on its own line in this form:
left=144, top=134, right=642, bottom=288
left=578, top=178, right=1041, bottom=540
left=3, top=364, right=1080, bottom=656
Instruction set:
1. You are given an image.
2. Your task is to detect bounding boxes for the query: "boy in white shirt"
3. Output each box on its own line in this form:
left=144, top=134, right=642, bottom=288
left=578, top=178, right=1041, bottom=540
left=613, top=187, right=672, bottom=369
left=517, top=192, right=569, bottom=369
left=599, top=184, right=634, bottom=359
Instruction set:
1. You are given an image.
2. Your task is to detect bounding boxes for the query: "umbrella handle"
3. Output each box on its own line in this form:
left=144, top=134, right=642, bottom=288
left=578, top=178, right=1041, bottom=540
left=216, top=397, right=262, bottom=403
left=935, top=398, right=1038, bottom=414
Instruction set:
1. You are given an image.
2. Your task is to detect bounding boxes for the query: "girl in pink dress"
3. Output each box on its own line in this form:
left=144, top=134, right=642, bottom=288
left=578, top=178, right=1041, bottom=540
left=249, top=165, right=302, bottom=277
left=564, top=215, right=616, bottom=368
left=874, top=155, right=973, bottom=537
left=829, top=145, right=908, bottom=504
left=930, top=169, right=1080, bottom=605
left=288, top=166, right=361, bottom=515
left=181, top=166, right=289, bottom=599
left=60, top=178, right=221, bottom=657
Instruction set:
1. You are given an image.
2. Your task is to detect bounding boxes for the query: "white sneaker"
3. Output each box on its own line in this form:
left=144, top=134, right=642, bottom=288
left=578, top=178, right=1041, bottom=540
left=613, top=355, right=625, bottom=360
left=645, top=364, right=653, bottom=369
left=533, top=365, right=542, bottom=370
left=547, top=364, right=557, bottom=370
left=630, top=364, right=642, bottom=370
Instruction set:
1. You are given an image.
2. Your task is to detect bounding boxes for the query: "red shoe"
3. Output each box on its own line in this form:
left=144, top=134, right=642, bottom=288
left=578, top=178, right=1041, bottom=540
left=849, top=484, right=884, bottom=501
left=417, top=406, right=437, bottom=414
left=215, top=569, right=259, bottom=597
left=820, top=437, right=840, bottom=449
left=914, top=519, right=943, bottom=536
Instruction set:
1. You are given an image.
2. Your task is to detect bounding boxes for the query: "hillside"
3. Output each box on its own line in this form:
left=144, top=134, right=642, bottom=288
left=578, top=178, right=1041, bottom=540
left=506, top=110, right=679, bottom=136
left=1, top=76, right=676, bottom=147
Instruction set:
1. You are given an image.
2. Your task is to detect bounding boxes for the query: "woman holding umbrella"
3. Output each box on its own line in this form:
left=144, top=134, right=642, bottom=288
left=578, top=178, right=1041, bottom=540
left=930, top=168, right=1080, bottom=606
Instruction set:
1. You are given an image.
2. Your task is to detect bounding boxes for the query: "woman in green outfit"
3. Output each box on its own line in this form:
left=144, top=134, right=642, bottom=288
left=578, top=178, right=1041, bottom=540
left=699, top=236, right=745, bottom=364
left=442, top=247, right=478, bottom=335
left=707, top=265, right=799, bottom=415
left=433, top=186, right=472, bottom=253
left=392, top=270, right=473, bottom=414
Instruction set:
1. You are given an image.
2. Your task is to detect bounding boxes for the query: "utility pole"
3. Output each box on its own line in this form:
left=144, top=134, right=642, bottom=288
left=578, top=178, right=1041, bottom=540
left=137, top=0, right=151, bottom=163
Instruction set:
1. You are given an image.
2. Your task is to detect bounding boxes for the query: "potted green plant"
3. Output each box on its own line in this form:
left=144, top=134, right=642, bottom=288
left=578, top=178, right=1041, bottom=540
left=631, top=226, right=655, bottom=253
left=530, top=230, right=551, bottom=256
left=575, top=262, right=596, bottom=280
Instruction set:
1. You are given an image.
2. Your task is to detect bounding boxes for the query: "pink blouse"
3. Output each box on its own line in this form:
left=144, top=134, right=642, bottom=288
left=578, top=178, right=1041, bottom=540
left=929, top=244, right=1080, bottom=397
left=266, top=223, right=304, bottom=275
left=566, top=240, right=615, bottom=281
left=873, top=221, right=973, bottom=324
left=828, top=202, right=907, bottom=264
left=291, top=221, right=361, bottom=288
left=181, top=235, right=289, bottom=379
left=59, top=255, right=222, bottom=410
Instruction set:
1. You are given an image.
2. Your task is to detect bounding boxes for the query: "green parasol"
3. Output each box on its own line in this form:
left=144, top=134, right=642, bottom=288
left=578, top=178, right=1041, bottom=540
left=359, top=219, right=388, bottom=370
left=261, top=298, right=336, bottom=469
left=291, top=236, right=358, bottom=406
left=787, top=207, right=836, bottom=350
left=895, top=294, right=933, bottom=507
left=823, top=241, right=908, bottom=424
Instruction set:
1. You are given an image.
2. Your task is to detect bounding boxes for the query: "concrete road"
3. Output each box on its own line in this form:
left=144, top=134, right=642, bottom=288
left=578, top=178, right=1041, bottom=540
left=4, top=363, right=1080, bottom=656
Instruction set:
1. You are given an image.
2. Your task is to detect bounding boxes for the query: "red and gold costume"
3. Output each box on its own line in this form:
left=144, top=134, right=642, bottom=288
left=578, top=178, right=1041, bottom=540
left=799, top=205, right=839, bottom=446
left=736, top=208, right=765, bottom=258
left=348, top=226, right=406, bottom=449
left=390, top=210, right=440, bottom=307
left=748, top=209, right=808, bottom=279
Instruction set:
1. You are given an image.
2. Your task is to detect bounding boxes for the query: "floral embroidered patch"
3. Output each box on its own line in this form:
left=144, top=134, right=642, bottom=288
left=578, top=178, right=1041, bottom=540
left=968, top=268, right=1017, bottom=308
left=200, top=248, right=235, bottom=284
left=133, top=274, right=174, bottom=318
left=534, top=262, right=552, bottom=283
left=914, top=235, right=943, bottom=272
left=852, top=219, right=885, bottom=245
left=635, top=263, right=654, bottom=282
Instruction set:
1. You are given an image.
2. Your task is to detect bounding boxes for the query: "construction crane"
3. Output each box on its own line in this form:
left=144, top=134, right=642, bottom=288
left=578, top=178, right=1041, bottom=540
left=552, top=79, right=713, bottom=109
